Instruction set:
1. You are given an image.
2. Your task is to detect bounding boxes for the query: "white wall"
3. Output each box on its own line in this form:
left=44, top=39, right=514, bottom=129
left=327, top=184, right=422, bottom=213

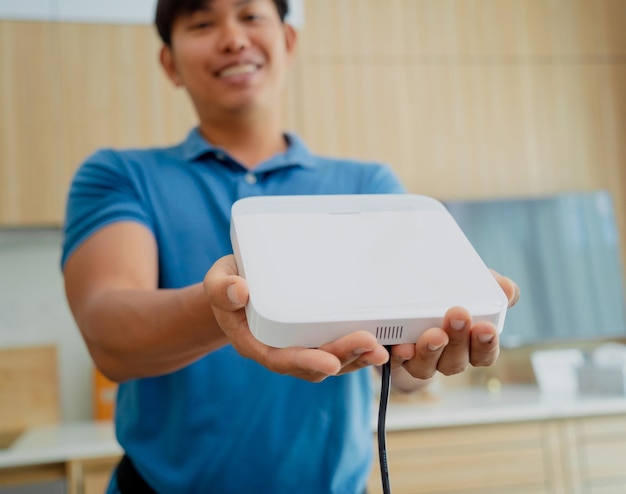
left=0, top=229, right=92, bottom=422
left=0, top=0, right=157, bottom=23
left=58, top=0, right=157, bottom=24
left=0, top=0, right=55, bottom=21
left=0, top=0, right=304, bottom=27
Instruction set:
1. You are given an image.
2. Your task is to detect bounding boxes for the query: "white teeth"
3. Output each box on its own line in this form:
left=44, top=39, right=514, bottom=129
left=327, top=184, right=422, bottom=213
left=219, top=63, right=257, bottom=78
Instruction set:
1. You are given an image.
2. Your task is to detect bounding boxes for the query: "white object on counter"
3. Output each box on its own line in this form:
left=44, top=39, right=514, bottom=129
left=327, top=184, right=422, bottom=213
left=591, top=342, right=626, bottom=367
left=530, top=348, right=585, bottom=395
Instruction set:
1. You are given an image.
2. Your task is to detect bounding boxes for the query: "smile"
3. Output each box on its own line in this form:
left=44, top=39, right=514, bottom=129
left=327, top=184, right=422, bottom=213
left=218, top=63, right=258, bottom=78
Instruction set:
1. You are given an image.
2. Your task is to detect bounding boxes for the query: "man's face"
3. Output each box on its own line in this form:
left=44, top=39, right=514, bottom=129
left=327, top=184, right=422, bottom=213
left=161, top=0, right=296, bottom=119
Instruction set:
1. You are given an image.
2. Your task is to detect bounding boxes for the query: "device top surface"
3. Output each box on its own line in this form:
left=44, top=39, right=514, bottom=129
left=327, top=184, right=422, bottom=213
left=232, top=194, right=446, bottom=216
left=231, top=194, right=508, bottom=324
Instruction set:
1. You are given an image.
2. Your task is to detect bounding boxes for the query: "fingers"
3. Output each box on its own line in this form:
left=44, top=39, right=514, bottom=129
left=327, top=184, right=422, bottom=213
left=203, top=255, right=253, bottom=353
left=490, top=269, right=520, bottom=308
left=266, top=331, right=388, bottom=381
left=238, top=335, right=387, bottom=383
left=401, top=306, right=501, bottom=380
left=436, top=307, right=472, bottom=376
left=203, top=255, right=275, bottom=371
left=205, top=256, right=504, bottom=383
left=203, top=255, right=248, bottom=311
left=319, top=331, right=389, bottom=375
left=401, top=327, right=448, bottom=379
left=401, top=307, right=471, bottom=378
left=204, top=258, right=388, bottom=382
left=262, top=347, right=342, bottom=381
left=469, top=321, right=500, bottom=367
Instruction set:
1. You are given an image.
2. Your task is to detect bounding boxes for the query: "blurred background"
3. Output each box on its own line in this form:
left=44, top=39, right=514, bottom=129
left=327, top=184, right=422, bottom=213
left=0, top=1, right=625, bottom=493
left=3, top=0, right=624, bottom=417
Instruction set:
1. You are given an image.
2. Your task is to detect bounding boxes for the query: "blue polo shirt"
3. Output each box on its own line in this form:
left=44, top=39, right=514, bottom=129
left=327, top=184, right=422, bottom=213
left=62, top=128, right=405, bottom=494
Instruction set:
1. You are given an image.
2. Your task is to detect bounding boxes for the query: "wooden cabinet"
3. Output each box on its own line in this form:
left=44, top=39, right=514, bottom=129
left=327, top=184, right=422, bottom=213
left=0, top=464, right=66, bottom=493
left=574, top=415, right=626, bottom=493
left=0, top=20, right=196, bottom=226
left=1, top=412, right=625, bottom=493
left=368, top=415, right=626, bottom=494
left=0, top=456, right=119, bottom=494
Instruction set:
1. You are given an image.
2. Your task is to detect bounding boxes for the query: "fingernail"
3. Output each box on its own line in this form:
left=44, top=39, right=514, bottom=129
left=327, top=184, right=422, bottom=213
left=450, top=319, right=466, bottom=330
left=227, top=284, right=241, bottom=306
left=428, top=342, right=444, bottom=352
left=353, top=348, right=370, bottom=357
left=478, top=334, right=494, bottom=343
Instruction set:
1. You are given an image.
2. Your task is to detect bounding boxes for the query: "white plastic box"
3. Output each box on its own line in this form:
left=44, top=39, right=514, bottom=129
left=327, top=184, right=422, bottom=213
left=230, top=194, right=508, bottom=348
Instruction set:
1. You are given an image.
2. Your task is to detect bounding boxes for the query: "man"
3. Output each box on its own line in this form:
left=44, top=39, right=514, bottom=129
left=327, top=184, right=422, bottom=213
left=62, top=0, right=519, bottom=492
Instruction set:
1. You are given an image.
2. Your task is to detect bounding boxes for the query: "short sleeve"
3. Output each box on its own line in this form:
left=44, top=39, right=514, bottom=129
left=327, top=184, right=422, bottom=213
left=61, top=149, right=154, bottom=268
left=363, top=163, right=407, bottom=194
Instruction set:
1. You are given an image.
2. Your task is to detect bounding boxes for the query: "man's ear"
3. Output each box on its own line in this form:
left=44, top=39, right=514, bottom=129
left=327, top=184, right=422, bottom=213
left=159, top=45, right=183, bottom=87
left=283, top=23, right=298, bottom=65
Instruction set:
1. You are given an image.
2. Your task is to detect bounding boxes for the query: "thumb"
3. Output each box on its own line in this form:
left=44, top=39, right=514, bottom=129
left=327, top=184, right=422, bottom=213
left=226, top=281, right=248, bottom=308
left=203, top=255, right=249, bottom=310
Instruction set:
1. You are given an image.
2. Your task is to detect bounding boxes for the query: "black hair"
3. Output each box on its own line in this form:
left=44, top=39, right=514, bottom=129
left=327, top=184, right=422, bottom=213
left=155, top=0, right=289, bottom=46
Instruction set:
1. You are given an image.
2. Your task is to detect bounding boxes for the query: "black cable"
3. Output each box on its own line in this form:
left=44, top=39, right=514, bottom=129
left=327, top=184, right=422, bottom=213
left=377, top=345, right=393, bottom=494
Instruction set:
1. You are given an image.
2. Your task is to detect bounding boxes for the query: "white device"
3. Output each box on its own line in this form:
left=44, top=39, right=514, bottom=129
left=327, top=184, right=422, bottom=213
left=230, top=194, right=508, bottom=348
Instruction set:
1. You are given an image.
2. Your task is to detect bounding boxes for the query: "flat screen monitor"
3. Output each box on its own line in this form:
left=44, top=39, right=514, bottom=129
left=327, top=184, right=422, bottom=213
left=444, top=190, right=626, bottom=347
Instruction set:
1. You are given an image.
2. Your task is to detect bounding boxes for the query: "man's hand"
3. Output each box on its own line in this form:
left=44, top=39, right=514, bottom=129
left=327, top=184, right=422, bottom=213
left=204, top=257, right=519, bottom=383
left=389, top=270, right=519, bottom=380
left=203, top=255, right=389, bottom=382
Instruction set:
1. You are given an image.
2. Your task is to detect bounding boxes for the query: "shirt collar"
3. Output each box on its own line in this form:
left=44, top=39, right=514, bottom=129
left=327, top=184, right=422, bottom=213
left=180, top=127, right=316, bottom=171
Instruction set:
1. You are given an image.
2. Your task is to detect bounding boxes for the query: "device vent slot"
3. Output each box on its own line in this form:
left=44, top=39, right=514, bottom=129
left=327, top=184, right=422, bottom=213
left=376, top=326, right=404, bottom=339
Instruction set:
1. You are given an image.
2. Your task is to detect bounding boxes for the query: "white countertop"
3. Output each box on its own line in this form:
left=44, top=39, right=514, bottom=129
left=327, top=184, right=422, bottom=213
left=382, top=384, right=626, bottom=432
left=2, top=385, right=626, bottom=470
left=0, top=421, right=121, bottom=469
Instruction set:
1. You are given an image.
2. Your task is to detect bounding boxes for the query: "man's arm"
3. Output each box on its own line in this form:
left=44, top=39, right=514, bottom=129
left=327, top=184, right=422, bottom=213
left=63, top=221, right=229, bottom=382
left=64, top=222, right=390, bottom=383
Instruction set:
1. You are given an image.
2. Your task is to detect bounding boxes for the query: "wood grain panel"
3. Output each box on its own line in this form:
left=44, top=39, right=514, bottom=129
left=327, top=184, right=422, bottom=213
left=581, top=441, right=626, bottom=482
left=0, top=464, right=65, bottom=487
left=296, top=62, right=624, bottom=197
left=300, top=0, right=626, bottom=59
left=0, top=1, right=624, bottom=273
left=299, top=0, right=406, bottom=59
left=295, top=0, right=626, bottom=273
left=375, top=449, right=547, bottom=493
left=578, top=414, right=626, bottom=437
left=383, top=420, right=544, bottom=450
left=297, top=63, right=414, bottom=176
left=0, top=345, right=59, bottom=433
left=571, top=414, right=626, bottom=488
left=57, top=23, right=196, bottom=186
left=368, top=422, right=550, bottom=493
left=0, top=20, right=301, bottom=226
left=0, top=21, right=65, bottom=224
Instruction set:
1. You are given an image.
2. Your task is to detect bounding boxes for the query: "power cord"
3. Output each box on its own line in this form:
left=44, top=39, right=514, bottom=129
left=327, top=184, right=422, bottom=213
left=377, top=345, right=393, bottom=494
